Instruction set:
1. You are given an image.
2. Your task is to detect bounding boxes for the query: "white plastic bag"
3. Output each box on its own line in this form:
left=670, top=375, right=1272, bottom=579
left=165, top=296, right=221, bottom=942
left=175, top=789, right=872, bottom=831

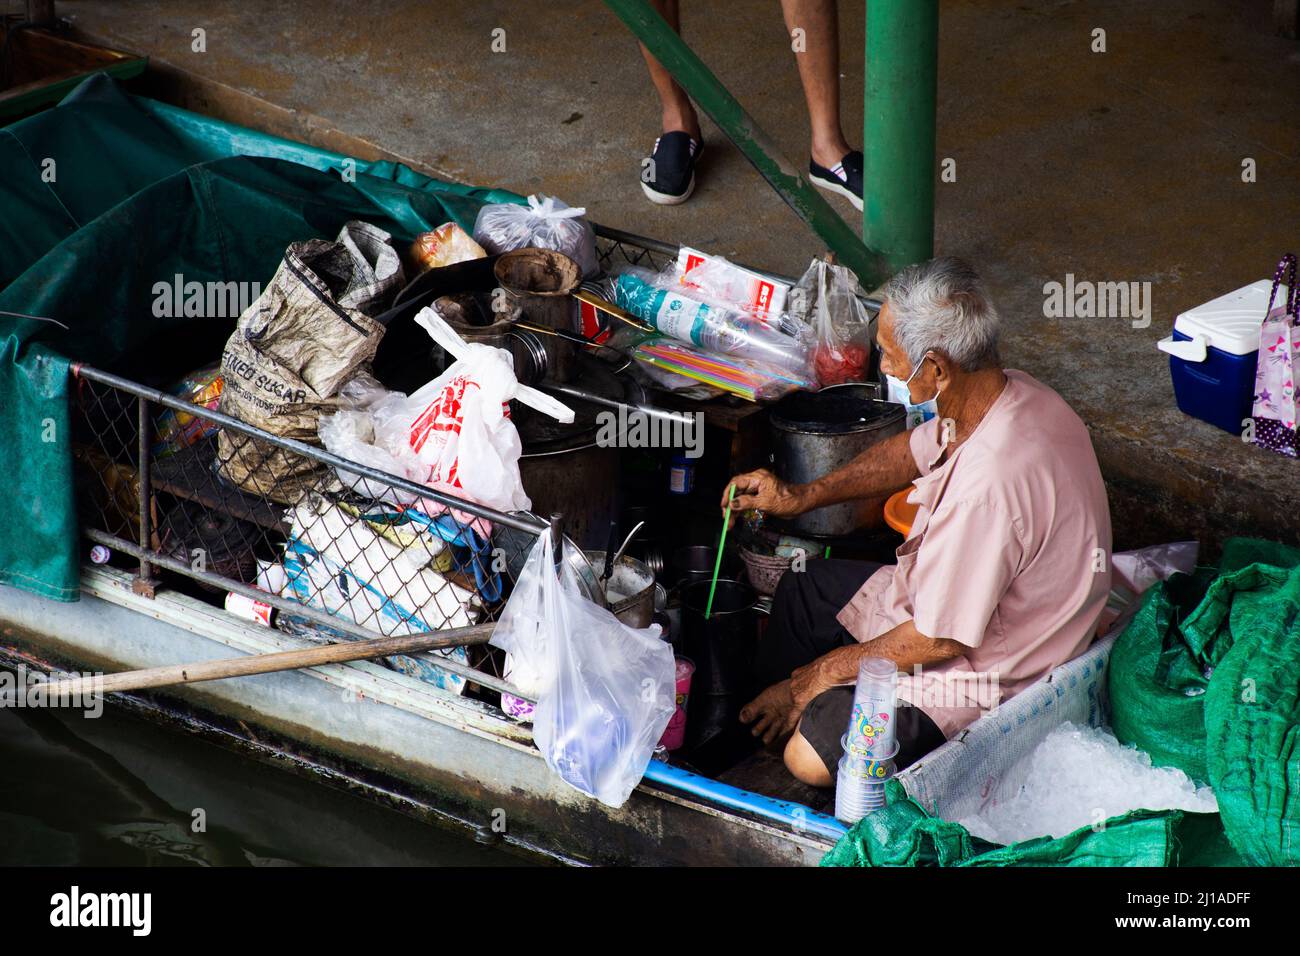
left=491, top=529, right=676, bottom=807
left=472, top=194, right=599, bottom=278
left=317, top=307, right=573, bottom=523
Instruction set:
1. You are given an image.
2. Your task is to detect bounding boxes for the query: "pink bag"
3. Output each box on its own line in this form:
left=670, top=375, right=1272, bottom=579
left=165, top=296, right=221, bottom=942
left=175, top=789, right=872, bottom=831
left=1251, top=254, right=1300, bottom=458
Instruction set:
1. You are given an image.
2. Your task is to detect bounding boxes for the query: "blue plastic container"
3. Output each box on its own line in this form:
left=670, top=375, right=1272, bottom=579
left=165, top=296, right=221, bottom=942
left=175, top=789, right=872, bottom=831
left=1167, top=330, right=1258, bottom=435
left=1158, top=281, right=1275, bottom=436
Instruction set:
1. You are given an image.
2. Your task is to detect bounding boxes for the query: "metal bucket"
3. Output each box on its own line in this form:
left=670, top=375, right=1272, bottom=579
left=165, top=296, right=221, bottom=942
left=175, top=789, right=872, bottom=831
left=670, top=545, right=739, bottom=590
left=493, top=248, right=581, bottom=383
left=586, top=551, right=656, bottom=629
left=679, top=578, right=757, bottom=697
left=770, top=393, right=906, bottom=537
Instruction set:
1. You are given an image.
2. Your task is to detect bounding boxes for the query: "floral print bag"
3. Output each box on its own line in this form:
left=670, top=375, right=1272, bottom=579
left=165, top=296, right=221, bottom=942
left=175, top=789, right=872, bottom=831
left=1251, top=254, right=1300, bottom=458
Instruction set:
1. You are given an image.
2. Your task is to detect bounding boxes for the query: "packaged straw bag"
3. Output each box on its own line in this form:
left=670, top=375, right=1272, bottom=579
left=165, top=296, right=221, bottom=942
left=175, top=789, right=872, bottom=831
left=1250, top=253, right=1300, bottom=457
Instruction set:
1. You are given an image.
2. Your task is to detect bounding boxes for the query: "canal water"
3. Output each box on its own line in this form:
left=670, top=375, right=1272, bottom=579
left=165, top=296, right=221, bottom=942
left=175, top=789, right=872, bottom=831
left=0, top=689, right=533, bottom=866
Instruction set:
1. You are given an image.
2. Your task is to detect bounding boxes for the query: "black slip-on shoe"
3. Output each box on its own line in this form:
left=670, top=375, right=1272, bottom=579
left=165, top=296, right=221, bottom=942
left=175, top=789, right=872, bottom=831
left=641, top=131, right=702, bottom=205
left=809, top=150, right=864, bottom=211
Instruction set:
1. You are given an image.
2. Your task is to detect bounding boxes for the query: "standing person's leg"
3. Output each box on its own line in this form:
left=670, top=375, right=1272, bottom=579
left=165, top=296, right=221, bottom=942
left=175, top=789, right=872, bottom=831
left=780, top=0, right=851, bottom=169
left=637, top=1, right=705, bottom=205
left=638, top=0, right=701, bottom=141
left=780, top=0, right=863, bottom=209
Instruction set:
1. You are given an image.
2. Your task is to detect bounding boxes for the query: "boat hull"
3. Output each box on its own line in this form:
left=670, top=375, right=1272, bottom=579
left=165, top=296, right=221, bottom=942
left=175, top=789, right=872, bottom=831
left=0, top=567, right=834, bottom=866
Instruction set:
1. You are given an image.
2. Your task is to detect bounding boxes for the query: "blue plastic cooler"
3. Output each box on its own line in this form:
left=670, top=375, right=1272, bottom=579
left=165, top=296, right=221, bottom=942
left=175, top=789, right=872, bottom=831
left=1158, top=281, right=1276, bottom=435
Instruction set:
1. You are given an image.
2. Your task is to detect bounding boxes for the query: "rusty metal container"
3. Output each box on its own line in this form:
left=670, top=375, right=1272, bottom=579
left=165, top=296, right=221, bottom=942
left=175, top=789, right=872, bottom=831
left=770, top=392, right=906, bottom=536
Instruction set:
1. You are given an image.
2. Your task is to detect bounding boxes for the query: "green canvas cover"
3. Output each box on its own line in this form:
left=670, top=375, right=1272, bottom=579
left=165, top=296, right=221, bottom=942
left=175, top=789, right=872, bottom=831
left=1105, top=536, right=1300, bottom=866
left=0, top=74, right=522, bottom=601
left=821, top=781, right=1241, bottom=867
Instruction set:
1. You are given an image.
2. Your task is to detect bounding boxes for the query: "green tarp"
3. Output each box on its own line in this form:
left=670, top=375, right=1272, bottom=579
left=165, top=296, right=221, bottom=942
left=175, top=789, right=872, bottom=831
left=821, top=780, right=1241, bottom=868
left=0, top=74, right=522, bottom=601
left=1110, top=537, right=1300, bottom=865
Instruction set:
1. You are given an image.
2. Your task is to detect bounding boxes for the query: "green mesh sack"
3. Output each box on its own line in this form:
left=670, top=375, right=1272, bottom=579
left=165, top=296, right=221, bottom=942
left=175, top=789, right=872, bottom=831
left=1108, top=568, right=1221, bottom=782
left=1197, top=557, right=1300, bottom=865
left=819, top=785, right=1238, bottom=867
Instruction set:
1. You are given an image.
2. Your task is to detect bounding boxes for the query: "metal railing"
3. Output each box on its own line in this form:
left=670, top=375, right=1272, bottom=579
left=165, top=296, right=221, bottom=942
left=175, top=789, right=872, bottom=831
left=70, top=359, right=551, bottom=698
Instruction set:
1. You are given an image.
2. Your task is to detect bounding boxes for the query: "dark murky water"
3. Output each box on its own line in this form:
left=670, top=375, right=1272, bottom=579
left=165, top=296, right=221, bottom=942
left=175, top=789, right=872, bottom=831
left=0, top=688, right=533, bottom=866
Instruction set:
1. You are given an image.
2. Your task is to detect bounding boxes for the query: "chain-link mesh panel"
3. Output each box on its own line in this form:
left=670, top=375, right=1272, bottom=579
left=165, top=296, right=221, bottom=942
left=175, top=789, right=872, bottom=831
left=593, top=230, right=678, bottom=275
left=71, top=370, right=547, bottom=686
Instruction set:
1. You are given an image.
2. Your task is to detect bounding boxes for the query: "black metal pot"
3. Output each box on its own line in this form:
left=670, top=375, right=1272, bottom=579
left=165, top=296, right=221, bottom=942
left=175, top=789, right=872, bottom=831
left=679, top=578, right=757, bottom=697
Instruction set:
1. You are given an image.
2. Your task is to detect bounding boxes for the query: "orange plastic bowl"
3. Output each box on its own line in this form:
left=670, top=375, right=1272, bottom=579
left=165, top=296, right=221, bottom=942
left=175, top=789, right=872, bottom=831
left=883, top=486, right=919, bottom=537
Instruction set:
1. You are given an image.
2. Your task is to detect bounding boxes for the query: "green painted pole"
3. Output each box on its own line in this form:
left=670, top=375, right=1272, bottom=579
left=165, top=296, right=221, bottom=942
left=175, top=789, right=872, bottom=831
left=604, top=0, right=886, bottom=287
left=863, top=0, right=939, bottom=273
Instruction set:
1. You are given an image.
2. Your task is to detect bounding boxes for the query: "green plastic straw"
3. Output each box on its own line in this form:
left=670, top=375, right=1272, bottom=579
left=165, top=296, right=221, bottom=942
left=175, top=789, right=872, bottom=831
left=706, top=484, right=737, bottom=619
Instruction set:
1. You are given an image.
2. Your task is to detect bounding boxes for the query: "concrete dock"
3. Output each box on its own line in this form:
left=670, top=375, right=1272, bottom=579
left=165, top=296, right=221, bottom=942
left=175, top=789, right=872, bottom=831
left=59, top=0, right=1300, bottom=550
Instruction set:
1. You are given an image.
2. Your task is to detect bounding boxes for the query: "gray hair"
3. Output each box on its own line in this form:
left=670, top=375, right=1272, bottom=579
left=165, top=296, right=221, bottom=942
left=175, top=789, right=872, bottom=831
left=882, top=257, right=1001, bottom=372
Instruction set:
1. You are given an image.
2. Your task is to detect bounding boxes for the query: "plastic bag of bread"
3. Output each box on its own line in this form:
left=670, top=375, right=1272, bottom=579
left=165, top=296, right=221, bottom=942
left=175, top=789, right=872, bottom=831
left=409, top=223, right=487, bottom=273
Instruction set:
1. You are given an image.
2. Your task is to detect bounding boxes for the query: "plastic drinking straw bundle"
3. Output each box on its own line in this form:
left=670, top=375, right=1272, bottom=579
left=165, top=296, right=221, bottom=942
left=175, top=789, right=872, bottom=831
left=634, top=341, right=814, bottom=403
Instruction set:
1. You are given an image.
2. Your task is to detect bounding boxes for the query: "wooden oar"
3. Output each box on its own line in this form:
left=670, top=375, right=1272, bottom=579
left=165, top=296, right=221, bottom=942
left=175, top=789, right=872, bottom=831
left=42, top=622, right=495, bottom=698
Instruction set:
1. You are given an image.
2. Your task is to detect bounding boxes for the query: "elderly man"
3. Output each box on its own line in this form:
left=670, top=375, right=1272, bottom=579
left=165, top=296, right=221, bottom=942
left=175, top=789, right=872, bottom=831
left=724, top=257, right=1112, bottom=786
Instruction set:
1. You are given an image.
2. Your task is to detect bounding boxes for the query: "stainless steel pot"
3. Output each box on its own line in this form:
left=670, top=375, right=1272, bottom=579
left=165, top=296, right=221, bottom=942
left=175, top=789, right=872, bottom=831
left=770, top=393, right=906, bottom=536
left=586, top=551, right=656, bottom=629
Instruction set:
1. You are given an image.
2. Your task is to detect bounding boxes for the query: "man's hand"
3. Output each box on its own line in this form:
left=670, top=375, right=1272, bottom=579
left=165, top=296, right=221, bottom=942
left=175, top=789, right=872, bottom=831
left=739, top=680, right=797, bottom=746
left=722, top=468, right=805, bottom=523
left=787, top=658, right=834, bottom=734
left=740, top=661, right=837, bottom=745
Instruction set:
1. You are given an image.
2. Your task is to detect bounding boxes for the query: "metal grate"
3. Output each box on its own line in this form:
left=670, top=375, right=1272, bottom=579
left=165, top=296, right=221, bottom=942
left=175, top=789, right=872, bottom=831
left=70, top=364, right=550, bottom=697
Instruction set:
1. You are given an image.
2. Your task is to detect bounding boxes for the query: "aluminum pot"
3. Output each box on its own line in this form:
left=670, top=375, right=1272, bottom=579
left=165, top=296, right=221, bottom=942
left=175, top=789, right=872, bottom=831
left=670, top=544, right=739, bottom=590
left=493, top=248, right=581, bottom=383
left=586, top=551, right=656, bottom=629
left=770, top=393, right=905, bottom=536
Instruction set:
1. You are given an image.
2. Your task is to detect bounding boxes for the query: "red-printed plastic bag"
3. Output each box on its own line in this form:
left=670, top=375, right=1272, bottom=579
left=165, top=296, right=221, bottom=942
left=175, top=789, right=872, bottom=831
left=318, top=308, right=574, bottom=525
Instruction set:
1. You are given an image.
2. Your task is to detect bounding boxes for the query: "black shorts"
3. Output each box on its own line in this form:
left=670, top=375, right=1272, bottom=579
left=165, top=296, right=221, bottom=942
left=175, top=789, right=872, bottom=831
left=754, top=559, right=947, bottom=775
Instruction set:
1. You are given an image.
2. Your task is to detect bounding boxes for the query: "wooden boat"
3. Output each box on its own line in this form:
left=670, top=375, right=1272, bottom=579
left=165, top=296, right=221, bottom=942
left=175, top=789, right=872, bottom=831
left=0, top=561, right=848, bottom=865
left=0, top=78, right=1110, bottom=866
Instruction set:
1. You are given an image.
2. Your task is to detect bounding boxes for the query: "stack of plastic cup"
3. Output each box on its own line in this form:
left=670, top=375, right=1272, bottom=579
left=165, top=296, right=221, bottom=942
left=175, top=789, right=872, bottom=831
left=835, top=735, right=899, bottom=822
left=834, top=657, right=901, bottom=824
left=847, top=657, right=899, bottom=758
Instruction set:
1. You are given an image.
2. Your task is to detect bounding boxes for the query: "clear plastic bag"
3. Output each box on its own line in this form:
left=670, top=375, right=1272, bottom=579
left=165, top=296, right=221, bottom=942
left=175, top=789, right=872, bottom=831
left=410, top=222, right=486, bottom=272
left=674, top=248, right=791, bottom=325
left=472, top=194, right=598, bottom=278
left=490, top=528, right=676, bottom=807
left=793, top=258, right=874, bottom=387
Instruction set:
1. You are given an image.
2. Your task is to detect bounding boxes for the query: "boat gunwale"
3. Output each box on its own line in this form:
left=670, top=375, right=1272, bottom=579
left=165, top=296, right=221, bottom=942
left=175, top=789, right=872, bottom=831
left=71, top=564, right=843, bottom=851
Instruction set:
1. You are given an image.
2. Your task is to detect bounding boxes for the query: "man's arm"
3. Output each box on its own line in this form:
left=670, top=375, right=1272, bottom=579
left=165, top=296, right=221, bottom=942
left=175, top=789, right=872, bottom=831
left=784, top=619, right=964, bottom=732
left=724, top=427, right=921, bottom=516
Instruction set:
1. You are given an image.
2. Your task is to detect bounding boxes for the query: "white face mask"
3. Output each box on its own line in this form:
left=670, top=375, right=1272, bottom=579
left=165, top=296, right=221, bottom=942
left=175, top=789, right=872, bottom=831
left=885, top=357, right=939, bottom=429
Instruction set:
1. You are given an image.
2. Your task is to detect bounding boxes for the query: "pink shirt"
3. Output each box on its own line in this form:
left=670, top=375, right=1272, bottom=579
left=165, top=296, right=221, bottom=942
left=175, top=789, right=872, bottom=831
left=837, top=370, right=1112, bottom=738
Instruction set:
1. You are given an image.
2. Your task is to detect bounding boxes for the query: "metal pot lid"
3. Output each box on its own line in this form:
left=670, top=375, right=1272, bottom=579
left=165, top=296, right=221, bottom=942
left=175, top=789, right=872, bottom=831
left=770, top=392, right=905, bottom=435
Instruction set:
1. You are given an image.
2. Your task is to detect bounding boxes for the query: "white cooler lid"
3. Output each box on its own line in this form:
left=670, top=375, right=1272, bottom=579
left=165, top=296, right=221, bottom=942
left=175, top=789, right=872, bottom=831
left=1173, top=280, right=1285, bottom=356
